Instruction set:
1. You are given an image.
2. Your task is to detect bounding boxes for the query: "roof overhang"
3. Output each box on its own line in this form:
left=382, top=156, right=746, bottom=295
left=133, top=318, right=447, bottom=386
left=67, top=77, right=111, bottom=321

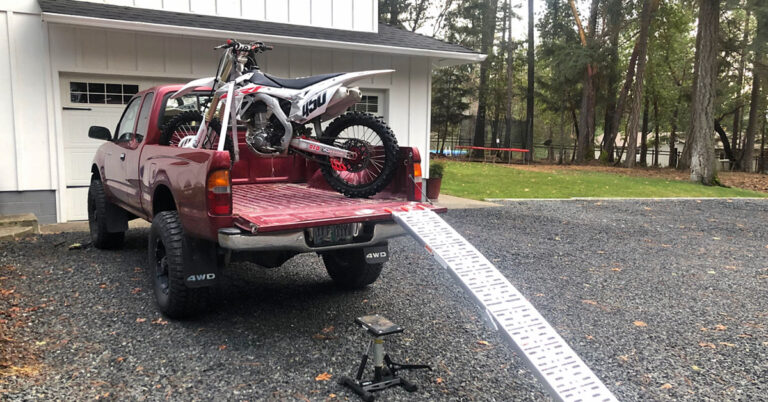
left=41, top=12, right=485, bottom=67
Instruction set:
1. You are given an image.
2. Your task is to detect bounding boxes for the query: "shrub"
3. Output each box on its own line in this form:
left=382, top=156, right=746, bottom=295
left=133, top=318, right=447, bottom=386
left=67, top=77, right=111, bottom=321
left=430, top=162, right=445, bottom=179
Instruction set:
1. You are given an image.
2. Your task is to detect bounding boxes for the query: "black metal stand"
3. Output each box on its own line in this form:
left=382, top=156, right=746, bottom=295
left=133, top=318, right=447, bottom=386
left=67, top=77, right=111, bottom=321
left=339, top=315, right=430, bottom=402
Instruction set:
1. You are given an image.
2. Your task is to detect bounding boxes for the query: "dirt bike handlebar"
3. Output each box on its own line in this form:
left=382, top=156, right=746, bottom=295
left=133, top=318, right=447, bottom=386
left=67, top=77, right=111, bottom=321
left=216, top=39, right=273, bottom=52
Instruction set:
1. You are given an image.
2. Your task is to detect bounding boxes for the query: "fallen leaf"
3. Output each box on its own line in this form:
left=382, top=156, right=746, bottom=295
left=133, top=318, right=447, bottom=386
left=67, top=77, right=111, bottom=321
left=136, top=318, right=146, bottom=323
left=737, top=333, right=753, bottom=338
left=714, top=324, right=727, bottom=331
left=219, top=345, right=227, bottom=350
left=660, top=383, right=672, bottom=390
left=698, top=342, right=716, bottom=349
left=691, top=365, right=701, bottom=372
left=700, top=327, right=708, bottom=332
left=611, top=267, right=622, bottom=272
left=712, top=237, right=720, bottom=240
left=436, top=377, right=443, bottom=384
left=477, top=340, right=490, bottom=346
left=131, top=288, right=141, bottom=294
left=718, top=342, right=736, bottom=347
left=585, top=335, right=594, bottom=340
left=134, top=267, right=143, bottom=273
left=151, top=318, right=168, bottom=325
left=322, top=326, right=334, bottom=333
left=328, top=394, right=336, bottom=398
left=535, top=293, right=545, bottom=297
left=582, top=300, right=598, bottom=305
left=618, top=355, right=629, bottom=362
left=633, top=321, right=648, bottom=327
left=35, top=340, right=46, bottom=346
left=116, top=357, right=124, bottom=363
left=315, top=372, right=332, bottom=381
left=0, top=288, right=14, bottom=296
left=99, top=283, right=107, bottom=289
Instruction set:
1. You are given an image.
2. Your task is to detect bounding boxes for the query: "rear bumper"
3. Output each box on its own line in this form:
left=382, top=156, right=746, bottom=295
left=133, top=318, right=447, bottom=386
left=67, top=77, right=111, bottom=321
left=217, top=222, right=406, bottom=252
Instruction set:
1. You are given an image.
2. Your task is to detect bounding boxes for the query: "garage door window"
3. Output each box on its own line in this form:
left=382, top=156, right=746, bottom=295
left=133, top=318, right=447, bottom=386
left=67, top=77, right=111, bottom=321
left=69, top=81, right=139, bottom=105
left=352, top=95, right=379, bottom=114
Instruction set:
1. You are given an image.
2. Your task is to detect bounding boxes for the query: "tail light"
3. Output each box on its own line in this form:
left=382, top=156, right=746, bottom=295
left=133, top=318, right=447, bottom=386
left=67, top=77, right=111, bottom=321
left=207, top=170, right=231, bottom=215
left=413, top=162, right=423, bottom=201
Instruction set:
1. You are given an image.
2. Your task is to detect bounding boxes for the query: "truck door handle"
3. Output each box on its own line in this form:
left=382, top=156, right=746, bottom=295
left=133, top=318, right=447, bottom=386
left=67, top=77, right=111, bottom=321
left=120, top=153, right=126, bottom=161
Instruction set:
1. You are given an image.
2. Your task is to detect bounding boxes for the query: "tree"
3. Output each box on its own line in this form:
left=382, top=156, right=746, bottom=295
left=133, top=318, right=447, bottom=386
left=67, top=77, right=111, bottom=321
left=471, top=0, right=500, bottom=155
left=741, top=1, right=768, bottom=172
left=625, top=0, right=660, bottom=168
left=571, top=0, right=600, bottom=162
left=600, top=0, right=626, bottom=162
left=680, top=0, right=719, bottom=184
left=524, top=0, right=534, bottom=161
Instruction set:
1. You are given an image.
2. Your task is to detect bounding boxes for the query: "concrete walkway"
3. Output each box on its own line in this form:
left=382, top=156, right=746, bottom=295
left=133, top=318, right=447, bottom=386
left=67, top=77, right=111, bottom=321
left=433, top=194, right=499, bottom=209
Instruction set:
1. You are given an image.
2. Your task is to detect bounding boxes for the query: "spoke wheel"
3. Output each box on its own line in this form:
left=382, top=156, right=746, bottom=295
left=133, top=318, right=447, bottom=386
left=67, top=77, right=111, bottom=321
left=159, top=110, right=233, bottom=158
left=319, top=112, right=399, bottom=198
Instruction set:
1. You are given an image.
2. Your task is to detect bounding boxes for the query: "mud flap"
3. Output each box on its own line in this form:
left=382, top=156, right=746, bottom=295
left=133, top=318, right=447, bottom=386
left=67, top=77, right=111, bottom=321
left=363, top=243, right=389, bottom=264
left=104, top=202, right=128, bottom=233
left=182, top=236, right=219, bottom=288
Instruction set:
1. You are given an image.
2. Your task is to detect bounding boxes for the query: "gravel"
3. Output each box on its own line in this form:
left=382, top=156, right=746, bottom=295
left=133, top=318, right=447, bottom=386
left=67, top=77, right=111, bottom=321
left=1, top=199, right=767, bottom=401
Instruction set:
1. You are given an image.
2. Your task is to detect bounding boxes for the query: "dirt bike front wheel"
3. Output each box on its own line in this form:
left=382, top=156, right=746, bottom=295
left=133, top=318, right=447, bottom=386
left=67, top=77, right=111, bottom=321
left=319, top=112, right=399, bottom=198
left=159, top=110, right=233, bottom=159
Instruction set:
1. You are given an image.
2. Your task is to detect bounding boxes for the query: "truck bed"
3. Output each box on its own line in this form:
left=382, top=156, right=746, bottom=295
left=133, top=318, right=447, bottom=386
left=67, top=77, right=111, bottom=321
left=231, top=183, right=442, bottom=233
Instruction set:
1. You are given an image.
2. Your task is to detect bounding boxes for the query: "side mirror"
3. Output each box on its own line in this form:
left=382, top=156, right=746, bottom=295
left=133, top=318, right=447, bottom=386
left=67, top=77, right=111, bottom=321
left=88, top=126, right=112, bottom=141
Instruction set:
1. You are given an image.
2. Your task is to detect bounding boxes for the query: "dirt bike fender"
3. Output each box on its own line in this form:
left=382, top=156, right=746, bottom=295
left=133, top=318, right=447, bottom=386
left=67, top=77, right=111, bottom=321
left=171, top=77, right=216, bottom=99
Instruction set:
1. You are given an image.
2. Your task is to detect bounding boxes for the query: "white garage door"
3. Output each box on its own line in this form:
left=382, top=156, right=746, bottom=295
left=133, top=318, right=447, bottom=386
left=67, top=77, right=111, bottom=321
left=60, top=74, right=179, bottom=221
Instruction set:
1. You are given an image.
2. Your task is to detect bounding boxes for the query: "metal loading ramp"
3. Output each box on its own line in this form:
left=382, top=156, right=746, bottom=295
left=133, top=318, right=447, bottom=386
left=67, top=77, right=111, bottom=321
left=391, top=207, right=617, bottom=402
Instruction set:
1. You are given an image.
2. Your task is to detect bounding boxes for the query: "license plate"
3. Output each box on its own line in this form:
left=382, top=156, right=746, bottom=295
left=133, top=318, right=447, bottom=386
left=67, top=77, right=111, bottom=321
left=308, top=223, right=361, bottom=246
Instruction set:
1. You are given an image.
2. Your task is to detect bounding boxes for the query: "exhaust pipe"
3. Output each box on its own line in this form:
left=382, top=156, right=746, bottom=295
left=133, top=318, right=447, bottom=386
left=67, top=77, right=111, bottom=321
left=322, top=87, right=363, bottom=120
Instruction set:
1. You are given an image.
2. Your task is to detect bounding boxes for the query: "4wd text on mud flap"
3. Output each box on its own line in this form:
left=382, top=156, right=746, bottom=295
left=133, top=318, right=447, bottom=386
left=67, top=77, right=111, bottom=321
left=187, top=273, right=216, bottom=281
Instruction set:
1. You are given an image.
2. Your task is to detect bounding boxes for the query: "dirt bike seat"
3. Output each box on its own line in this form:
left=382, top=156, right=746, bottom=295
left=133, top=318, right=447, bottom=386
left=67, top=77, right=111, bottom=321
left=264, top=72, right=344, bottom=89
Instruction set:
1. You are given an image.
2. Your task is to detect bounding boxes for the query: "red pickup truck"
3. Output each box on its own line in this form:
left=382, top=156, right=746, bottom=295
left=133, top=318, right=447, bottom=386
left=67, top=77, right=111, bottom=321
left=87, top=84, right=439, bottom=318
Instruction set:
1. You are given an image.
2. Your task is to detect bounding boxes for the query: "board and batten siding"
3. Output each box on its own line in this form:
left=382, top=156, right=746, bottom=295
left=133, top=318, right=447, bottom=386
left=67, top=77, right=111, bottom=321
left=73, top=0, right=378, bottom=32
left=46, top=24, right=431, bottom=159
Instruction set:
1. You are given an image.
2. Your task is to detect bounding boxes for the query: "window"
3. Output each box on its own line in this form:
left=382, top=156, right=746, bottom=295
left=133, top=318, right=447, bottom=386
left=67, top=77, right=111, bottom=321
left=159, top=93, right=212, bottom=128
left=135, top=93, right=155, bottom=143
left=115, top=97, right=141, bottom=142
left=69, top=81, right=139, bottom=105
left=352, top=95, right=379, bottom=114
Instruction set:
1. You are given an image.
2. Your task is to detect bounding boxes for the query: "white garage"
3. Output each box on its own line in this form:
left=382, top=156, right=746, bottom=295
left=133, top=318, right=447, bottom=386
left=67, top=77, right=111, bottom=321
left=0, top=0, right=482, bottom=223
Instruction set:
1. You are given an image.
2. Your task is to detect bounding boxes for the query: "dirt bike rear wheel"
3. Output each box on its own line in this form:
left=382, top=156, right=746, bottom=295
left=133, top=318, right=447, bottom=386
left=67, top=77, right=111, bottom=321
left=319, top=112, right=399, bottom=198
left=159, top=110, right=233, bottom=158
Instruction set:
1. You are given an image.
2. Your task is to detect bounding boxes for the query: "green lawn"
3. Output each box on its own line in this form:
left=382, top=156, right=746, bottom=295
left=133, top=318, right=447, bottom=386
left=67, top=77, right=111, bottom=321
left=438, top=161, right=767, bottom=200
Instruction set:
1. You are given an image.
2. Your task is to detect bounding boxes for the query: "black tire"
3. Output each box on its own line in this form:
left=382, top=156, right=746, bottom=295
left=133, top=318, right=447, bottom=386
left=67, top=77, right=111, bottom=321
left=321, top=248, right=383, bottom=289
left=159, top=110, right=234, bottom=158
left=87, top=178, right=125, bottom=249
left=148, top=211, right=209, bottom=318
left=319, top=112, right=399, bottom=198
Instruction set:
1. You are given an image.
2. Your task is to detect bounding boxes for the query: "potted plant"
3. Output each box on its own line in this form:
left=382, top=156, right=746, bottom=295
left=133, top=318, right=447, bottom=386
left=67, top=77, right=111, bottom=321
left=426, top=162, right=444, bottom=200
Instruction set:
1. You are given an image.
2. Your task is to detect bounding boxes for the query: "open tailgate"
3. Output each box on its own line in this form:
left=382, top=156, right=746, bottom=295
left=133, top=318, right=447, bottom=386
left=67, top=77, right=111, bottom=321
left=231, top=183, right=443, bottom=234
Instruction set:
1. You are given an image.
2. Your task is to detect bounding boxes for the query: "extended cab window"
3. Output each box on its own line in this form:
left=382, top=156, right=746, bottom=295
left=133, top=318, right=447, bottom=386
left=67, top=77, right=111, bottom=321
left=160, top=94, right=212, bottom=129
left=135, top=93, right=155, bottom=143
left=115, top=97, right=141, bottom=142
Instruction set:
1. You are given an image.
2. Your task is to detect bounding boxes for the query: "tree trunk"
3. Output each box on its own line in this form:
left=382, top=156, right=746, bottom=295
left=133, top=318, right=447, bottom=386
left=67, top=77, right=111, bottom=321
left=624, top=0, right=659, bottom=168
left=601, top=0, right=624, bottom=162
left=640, top=97, right=649, bottom=166
left=759, top=118, right=766, bottom=173
left=681, top=0, right=719, bottom=184
left=504, top=7, right=515, bottom=161
left=472, top=0, right=500, bottom=157
left=732, top=10, right=751, bottom=153
left=524, top=0, right=535, bottom=161
left=715, top=120, right=737, bottom=163
left=741, top=5, right=766, bottom=173
left=608, top=43, right=640, bottom=163
left=572, top=0, right=600, bottom=163
left=653, top=97, right=660, bottom=167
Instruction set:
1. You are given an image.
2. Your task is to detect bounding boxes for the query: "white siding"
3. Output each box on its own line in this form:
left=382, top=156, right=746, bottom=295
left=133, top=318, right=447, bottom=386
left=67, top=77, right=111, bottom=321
left=74, top=0, right=378, bottom=32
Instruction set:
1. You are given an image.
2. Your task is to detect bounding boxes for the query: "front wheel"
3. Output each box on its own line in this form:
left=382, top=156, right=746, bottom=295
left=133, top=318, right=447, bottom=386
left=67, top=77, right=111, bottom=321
left=319, top=112, right=399, bottom=198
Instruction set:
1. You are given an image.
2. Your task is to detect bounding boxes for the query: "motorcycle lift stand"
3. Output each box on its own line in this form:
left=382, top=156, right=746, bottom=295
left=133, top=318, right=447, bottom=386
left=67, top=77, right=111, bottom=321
left=339, top=315, right=431, bottom=402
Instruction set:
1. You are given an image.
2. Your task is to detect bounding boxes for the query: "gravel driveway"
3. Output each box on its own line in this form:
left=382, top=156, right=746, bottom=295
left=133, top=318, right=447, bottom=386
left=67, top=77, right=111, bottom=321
left=1, top=199, right=767, bottom=401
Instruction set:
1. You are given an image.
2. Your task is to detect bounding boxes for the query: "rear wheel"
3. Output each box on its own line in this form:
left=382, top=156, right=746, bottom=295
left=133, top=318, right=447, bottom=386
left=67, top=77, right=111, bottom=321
left=321, top=247, right=384, bottom=289
left=148, top=211, right=210, bottom=318
left=159, top=110, right=234, bottom=158
left=319, top=112, right=399, bottom=198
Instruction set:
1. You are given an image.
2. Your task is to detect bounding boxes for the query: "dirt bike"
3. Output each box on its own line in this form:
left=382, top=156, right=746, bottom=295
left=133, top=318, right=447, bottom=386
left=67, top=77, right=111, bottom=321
left=163, top=39, right=399, bottom=198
